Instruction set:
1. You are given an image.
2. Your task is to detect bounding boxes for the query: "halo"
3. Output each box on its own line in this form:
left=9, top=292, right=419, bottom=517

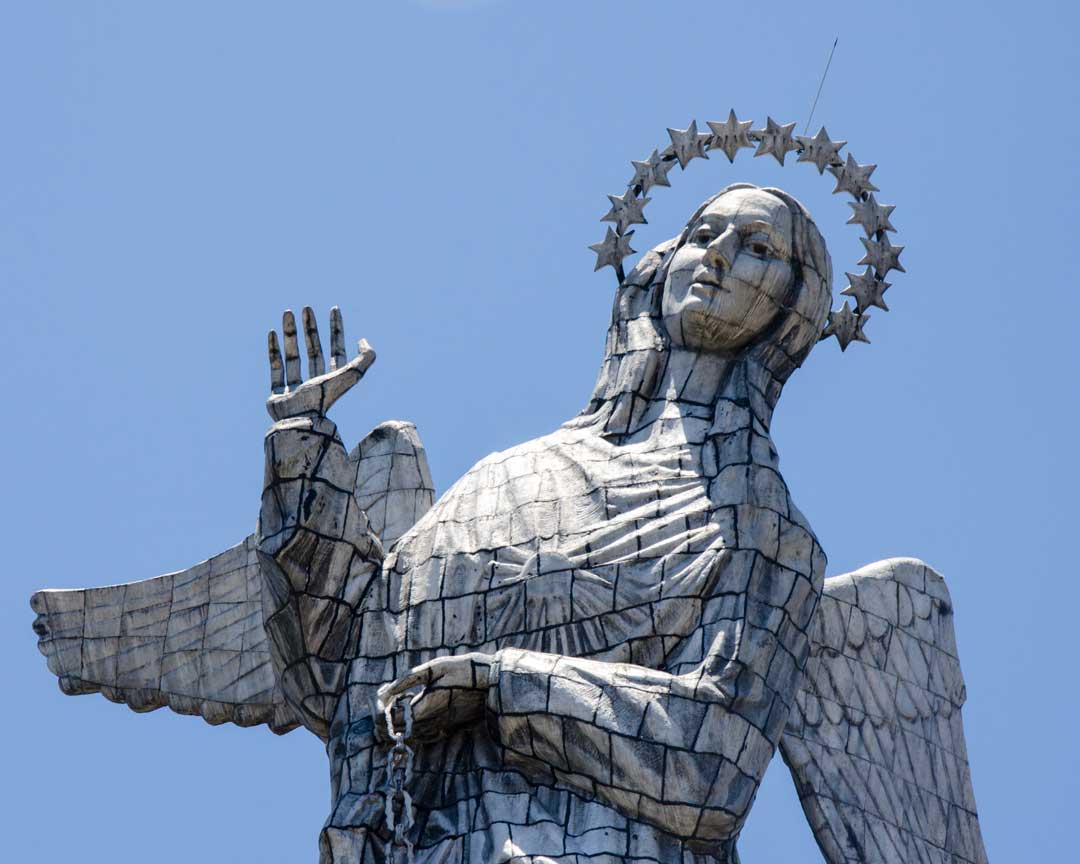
left=588, top=110, right=903, bottom=351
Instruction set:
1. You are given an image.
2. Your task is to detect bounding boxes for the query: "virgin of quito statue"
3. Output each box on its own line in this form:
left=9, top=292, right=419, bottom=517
left=32, top=111, right=989, bottom=864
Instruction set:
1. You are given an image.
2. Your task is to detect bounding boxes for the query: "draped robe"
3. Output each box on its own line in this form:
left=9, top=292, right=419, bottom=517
left=258, top=360, right=826, bottom=864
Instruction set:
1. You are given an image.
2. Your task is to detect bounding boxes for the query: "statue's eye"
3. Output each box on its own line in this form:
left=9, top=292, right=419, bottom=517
left=750, top=242, right=770, bottom=256
left=694, top=228, right=715, bottom=244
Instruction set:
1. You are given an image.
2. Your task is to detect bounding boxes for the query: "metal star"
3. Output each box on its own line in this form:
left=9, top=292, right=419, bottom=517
left=858, top=235, right=906, bottom=277
left=847, top=194, right=896, bottom=236
left=751, top=117, right=798, bottom=166
left=706, top=109, right=755, bottom=163
left=822, top=301, right=870, bottom=351
left=629, top=148, right=675, bottom=195
left=666, top=121, right=709, bottom=169
left=841, top=267, right=891, bottom=312
left=588, top=226, right=636, bottom=272
left=795, top=126, right=846, bottom=174
left=601, top=188, right=650, bottom=234
left=829, top=153, right=879, bottom=199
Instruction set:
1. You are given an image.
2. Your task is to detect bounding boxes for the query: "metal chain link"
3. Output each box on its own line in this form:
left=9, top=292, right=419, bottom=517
left=381, top=694, right=417, bottom=864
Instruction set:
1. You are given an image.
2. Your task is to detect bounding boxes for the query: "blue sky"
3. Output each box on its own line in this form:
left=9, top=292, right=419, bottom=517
left=2, top=1, right=1076, bottom=860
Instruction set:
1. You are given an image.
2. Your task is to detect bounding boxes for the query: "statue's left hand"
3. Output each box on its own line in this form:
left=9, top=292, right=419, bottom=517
left=375, top=653, right=495, bottom=744
left=265, top=306, right=376, bottom=421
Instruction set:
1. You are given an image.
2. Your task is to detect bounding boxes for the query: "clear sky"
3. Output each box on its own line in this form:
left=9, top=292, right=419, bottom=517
left=2, top=1, right=1076, bottom=861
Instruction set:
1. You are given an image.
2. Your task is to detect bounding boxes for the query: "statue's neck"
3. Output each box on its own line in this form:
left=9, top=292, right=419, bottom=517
left=627, top=347, right=778, bottom=441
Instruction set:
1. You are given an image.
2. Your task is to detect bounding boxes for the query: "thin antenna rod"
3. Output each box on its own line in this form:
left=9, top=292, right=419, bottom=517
left=804, top=37, right=838, bottom=133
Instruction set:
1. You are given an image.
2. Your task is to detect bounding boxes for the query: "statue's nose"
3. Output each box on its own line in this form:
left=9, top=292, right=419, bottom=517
left=704, top=226, right=739, bottom=271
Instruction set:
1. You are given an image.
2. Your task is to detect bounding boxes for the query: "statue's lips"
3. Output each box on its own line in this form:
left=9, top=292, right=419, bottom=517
left=690, top=268, right=727, bottom=298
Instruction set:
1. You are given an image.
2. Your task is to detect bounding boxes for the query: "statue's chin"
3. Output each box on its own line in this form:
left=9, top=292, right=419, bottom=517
left=674, top=309, right=753, bottom=354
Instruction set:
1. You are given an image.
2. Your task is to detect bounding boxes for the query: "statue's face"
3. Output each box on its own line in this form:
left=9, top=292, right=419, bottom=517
left=662, top=187, right=795, bottom=352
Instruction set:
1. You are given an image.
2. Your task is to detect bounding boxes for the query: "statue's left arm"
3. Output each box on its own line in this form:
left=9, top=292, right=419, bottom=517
left=479, top=634, right=786, bottom=842
left=379, top=544, right=822, bottom=844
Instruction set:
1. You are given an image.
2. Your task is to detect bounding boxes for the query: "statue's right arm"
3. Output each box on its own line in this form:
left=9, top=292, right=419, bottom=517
left=257, top=307, right=382, bottom=740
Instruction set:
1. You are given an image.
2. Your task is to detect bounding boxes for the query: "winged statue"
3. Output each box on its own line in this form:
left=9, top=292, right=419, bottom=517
left=31, top=115, right=990, bottom=864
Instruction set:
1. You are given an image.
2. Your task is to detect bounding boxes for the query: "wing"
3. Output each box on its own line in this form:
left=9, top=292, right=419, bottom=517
left=780, top=558, right=989, bottom=864
left=32, top=419, right=436, bottom=733
left=348, top=420, right=435, bottom=549
left=32, top=535, right=301, bottom=733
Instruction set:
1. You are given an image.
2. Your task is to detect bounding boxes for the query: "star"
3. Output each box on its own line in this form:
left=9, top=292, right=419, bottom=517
left=841, top=267, right=891, bottom=312
left=858, top=235, right=905, bottom=277
left=706, top=109, right=755, bottom=163
left=601, top=188, right=650, bottom=234
left=795, top=126, right=846, bottom=174
left=666, top=121, right=709, bottom=169
left=629, top=148, right=676, bottom=194
left=751, top=117, right=798, bottom=166
left=822, top=301, right=870, bottom=351
left=588, top=227, right=636, bottom=272
left=829, top=153, right=879, bottom=199
left=847, top=194, right=896, bottom=236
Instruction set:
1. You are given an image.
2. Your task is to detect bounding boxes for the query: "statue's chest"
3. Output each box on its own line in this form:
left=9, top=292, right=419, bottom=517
left=385, top=451, right=725, bottom=663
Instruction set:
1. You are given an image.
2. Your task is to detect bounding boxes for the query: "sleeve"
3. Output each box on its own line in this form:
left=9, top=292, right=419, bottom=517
left=258, top=414, right=384, bottom=739
left=483, top=525, right=824, bottom=844
left=485, top=648, right=758, bottom=842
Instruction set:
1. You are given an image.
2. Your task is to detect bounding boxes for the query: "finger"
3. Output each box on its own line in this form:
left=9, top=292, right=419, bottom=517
left=302, top=306, right=325, bottom=378
left=267, top=331, right=285, bottom=395
left=329, top=306, right=346, bottom=371
left=385, top=671, right=426, bottom=701
left=377, top=668, right=431, bottom=710
left=282, top=310, right=301, bottom=388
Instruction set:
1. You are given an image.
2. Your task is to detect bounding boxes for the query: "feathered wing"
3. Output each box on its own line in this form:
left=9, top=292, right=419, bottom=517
left=32, top=536, right=301, bottom=733
left=779, top=558, right=989, bottom=864
left=32, top=419, right=434, bottom=734
left=348, top=420, right=435, bottom=550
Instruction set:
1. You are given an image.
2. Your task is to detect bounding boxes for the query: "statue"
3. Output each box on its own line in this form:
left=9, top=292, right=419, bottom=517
left=31, top=111, right=989, bottom=864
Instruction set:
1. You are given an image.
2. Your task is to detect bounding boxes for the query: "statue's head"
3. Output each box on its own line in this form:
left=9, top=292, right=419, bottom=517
left=661, top=184, right=831, bottom=360
left=579, top=183, right=832, bottom=435
left=662, top=186, right=798, bottom=352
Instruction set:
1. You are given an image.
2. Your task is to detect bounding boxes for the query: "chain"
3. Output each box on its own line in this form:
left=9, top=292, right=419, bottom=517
left=381, top=693, right=417, bottom=864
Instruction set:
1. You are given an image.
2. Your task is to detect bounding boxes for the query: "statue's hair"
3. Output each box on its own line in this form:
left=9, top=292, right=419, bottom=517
left=574, top=183, right=832, bottom=438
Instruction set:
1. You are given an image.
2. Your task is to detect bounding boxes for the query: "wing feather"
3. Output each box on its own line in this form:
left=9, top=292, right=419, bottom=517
left=780, top=557, right=989, bottom=864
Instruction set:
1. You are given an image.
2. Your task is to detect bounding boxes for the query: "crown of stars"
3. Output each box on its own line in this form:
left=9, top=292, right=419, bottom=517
left=601, top=188, right=650, bottom=234
left=847, top=194, right=896, bottom=236
left=706, top=110, right=755, bottom=163
left=751, top=117, right=798, bottom=166
left=822, top=301, right=870, bottom=351
left=829, top=154, right=879, bottom=199
left=666, top=121, right=709, bottom=169
left=858, top=235, right=905, bottom=278
left=629, top=149, right=675, bottom=195
left=589, top=110, right=903, bottom=352
left=795, top=127, right=846, bottom=174
left=589, top=227, right=636, bottom=273
left=842, top=267, right=891, bottom=312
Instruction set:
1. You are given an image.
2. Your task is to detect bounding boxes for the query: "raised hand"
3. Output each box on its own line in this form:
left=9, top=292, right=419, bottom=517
left=265, top=306, right=375, bottom=421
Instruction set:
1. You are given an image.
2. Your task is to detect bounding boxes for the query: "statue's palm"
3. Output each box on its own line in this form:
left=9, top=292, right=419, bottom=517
left=265, top=306, right=375, bottom=421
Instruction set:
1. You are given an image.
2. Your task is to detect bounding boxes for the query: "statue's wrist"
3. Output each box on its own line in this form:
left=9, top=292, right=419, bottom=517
left=265, top=413, right=338, bottom=438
